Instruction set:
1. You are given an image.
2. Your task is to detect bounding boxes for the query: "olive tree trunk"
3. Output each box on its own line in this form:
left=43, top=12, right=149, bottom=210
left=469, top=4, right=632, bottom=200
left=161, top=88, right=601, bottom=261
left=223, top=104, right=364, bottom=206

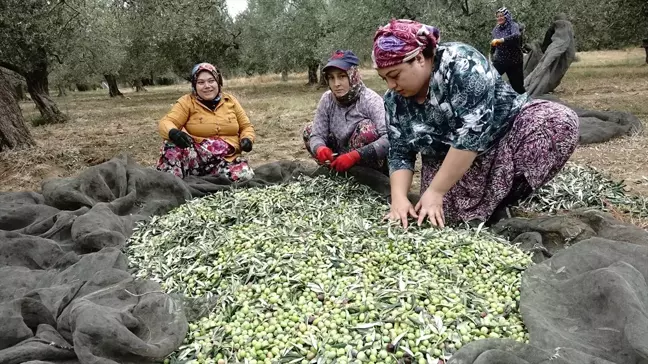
left=0, top=72, right=35, bottom=151
left=134, top=78, right=147, bottom=92
left=104, top=74, right=124, bottom=97
left=25, top=67, right=67, bottom=124
left=307, top=63, right=318, bottom=85
left=319, top=63, right=328, bottom=88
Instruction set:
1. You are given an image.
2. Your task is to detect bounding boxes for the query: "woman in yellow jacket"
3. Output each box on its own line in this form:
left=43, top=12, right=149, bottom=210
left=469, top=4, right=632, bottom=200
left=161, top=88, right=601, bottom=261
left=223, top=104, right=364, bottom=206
left=157, top=62, right=255, bottom=182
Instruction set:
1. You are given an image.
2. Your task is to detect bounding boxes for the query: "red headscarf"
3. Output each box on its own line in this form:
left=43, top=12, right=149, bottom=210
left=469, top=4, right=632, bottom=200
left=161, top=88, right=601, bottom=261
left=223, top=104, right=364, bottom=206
left=372, top=19, right=441, bottom=69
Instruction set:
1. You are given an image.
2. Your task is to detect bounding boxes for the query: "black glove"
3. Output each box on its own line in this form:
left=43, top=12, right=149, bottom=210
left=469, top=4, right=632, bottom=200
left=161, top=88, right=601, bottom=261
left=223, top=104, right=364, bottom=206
left=168, top=128, right=194, bottom=149
left=240, top=138, right=253, bottom=152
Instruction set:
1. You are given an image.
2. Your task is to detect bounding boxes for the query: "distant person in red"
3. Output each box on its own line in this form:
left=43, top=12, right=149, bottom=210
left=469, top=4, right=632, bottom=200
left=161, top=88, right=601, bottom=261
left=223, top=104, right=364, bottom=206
left=303, top=50, right=390, bottom=174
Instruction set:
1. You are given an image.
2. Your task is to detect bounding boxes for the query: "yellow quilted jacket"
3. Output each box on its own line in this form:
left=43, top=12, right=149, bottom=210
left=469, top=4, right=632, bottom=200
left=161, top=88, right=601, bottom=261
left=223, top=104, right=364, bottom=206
left=158, top=92, right=255, bottom=162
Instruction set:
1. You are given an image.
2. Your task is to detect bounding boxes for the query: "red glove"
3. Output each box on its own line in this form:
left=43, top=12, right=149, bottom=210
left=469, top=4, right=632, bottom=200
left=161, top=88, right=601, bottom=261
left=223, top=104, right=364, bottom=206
left=330, top=150, right=361, bottom=172
left=315, top=146, right=335, bottom=164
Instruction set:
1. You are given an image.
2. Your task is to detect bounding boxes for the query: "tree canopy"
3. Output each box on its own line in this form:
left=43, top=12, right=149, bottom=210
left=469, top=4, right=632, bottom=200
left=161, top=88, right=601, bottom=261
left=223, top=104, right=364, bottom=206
left=0, top=0, right=645, bottom=125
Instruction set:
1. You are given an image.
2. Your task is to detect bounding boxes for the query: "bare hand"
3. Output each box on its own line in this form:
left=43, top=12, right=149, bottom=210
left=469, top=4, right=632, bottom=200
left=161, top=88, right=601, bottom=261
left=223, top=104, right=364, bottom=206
left=415, top=189, right=446, bottom=228
left=384, top=196, right=418, bottom=229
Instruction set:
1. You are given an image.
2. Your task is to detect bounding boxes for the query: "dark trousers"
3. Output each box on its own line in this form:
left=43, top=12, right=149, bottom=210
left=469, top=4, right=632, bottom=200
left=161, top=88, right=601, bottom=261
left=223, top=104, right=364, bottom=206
left=493, top=62, right=526, bottom=94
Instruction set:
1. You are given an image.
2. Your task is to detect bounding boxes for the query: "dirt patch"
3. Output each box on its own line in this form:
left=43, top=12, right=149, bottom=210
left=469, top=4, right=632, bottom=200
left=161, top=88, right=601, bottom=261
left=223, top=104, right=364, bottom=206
left=559, top=49, right=648, bottom=195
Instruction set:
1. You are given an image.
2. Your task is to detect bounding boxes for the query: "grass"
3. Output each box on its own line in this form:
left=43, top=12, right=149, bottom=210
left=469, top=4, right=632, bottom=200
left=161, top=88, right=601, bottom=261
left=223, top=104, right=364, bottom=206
left=560, top=48, right=648, bottom=196
left=1, top=48, right=647, bottom=196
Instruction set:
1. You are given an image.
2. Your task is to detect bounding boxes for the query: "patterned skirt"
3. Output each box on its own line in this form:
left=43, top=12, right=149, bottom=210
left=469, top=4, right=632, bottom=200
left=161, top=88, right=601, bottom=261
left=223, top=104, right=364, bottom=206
left=421, top=99, right=579, bottom=224
left=303, top=119, right=387, bottom=173
left=156, top=138, right=255, bottom=182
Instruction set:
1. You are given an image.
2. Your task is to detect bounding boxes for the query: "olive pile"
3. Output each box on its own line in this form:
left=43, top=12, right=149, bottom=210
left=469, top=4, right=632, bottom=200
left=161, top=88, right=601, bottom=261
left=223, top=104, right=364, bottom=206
left=128, top=176, right=532, bottom=364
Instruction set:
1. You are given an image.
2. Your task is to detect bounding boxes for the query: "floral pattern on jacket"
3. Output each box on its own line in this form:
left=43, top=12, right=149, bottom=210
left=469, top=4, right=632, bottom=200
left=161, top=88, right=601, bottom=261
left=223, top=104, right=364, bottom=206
left=384, top=42, right=529, bottom=173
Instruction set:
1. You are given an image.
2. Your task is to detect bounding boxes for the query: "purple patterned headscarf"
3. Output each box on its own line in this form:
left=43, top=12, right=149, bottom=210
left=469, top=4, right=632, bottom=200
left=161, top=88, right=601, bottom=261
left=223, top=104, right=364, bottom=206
left=372, top=19, right=441, bottom=69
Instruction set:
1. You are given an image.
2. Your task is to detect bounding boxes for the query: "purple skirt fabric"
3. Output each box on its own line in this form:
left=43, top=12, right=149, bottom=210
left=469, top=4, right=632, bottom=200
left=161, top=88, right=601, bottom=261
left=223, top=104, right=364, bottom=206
left=421, top=99, right=579, bottom=223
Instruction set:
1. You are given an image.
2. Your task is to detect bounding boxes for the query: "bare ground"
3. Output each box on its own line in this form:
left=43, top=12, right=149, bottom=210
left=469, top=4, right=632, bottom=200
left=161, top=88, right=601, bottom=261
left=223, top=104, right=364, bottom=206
left=1, top=48, right=647, bottom=196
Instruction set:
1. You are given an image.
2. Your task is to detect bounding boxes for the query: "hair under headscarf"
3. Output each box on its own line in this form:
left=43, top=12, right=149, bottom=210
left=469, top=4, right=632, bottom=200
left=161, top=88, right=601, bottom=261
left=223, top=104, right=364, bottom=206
left=372, top=19, right=441, bottom=69
left=493, top=7, right=514, bottom=38
left=325, top=65, right=365, bottom=106
left=190, top=62, right=223, bottom=104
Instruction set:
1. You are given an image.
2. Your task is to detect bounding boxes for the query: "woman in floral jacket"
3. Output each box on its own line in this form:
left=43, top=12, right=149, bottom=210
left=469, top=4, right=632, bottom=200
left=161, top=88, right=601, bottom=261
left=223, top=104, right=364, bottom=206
left=373, top=19, right=579, bottom=228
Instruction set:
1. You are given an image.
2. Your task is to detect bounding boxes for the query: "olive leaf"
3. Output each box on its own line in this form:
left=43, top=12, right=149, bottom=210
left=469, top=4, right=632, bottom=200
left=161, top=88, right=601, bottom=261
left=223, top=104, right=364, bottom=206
left=127, top=175, right=532, bottom=363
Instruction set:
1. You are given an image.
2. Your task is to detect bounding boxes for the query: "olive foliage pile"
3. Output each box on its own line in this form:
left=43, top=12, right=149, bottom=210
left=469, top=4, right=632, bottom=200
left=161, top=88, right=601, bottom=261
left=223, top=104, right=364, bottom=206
left=128, top=176, right=532, bottom=364
left=521, top=163, right=648, bottom=217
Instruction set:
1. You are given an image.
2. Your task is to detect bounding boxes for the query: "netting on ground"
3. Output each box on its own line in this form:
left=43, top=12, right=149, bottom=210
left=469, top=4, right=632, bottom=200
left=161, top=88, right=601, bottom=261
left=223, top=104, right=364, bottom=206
left=2, top=156, right=648, bottom=364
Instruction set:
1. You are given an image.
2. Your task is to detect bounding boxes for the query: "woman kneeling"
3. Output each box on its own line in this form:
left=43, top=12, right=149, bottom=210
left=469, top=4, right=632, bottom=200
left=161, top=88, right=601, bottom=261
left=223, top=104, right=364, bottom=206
left=303, top=50, right=390, bottom=174
left=157, top=62, right=255, bottom=182
left=373, top=20, right=579, bottom=228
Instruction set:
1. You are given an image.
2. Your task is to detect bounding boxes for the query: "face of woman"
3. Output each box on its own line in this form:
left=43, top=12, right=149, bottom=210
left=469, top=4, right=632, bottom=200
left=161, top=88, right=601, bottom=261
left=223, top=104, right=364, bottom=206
left=326, top=68, right=351, bottom=97
left=496, top=12, right=506, bottom=25
left=195, top=71, right=220, bottom=100
left=377, top=54, right=431, bottom=99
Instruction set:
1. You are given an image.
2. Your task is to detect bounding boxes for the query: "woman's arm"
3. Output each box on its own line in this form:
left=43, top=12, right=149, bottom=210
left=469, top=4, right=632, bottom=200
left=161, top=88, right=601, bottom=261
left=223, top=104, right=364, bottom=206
left=416, top=148, right=477, bottom=227
left=231, top=95, right=255, bottom=142
left=445, top=46, right=498, bottom=155
left=384, top=95, right=419, bottom=227
left=502, top=22, right=521, bottom=45
left=309, top=93, right=332, bottom=153
left=428, top=148, right=477, bottom=194
left=388, top=168, right=418, bottom=228
left=355, top=91, right=390, bottom=162
left=390, top=169, right=413, bottom=201
left=158, top=96, right=191, bottom=139
left=385, top=100, right=417, bottom=183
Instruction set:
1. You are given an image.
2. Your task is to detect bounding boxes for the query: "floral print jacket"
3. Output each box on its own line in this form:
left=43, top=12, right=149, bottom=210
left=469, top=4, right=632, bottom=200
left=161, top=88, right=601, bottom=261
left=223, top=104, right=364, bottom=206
left=384, top=42, right=529, bottom=174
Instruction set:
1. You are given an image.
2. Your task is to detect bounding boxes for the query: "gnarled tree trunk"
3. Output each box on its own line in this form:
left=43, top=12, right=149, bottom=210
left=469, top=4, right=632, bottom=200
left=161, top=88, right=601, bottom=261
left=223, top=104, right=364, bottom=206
left=307, top=62, right=318, bottom=85
left=14, top=83, right=25, bottom=101
left=0, top=73, right=35, bottom=151
left=57, top=85, right=67, bottom=97
left=104, top=74, right=124, bottom=97
left=0, top=68, right=27, bottom=102
left=281, top=69, right=288, bottom=82
left=318, top=64, right=328, bottom=88
left=24, top=61, right=67, bottom=124
left=133, top=78, right=147, bottom=92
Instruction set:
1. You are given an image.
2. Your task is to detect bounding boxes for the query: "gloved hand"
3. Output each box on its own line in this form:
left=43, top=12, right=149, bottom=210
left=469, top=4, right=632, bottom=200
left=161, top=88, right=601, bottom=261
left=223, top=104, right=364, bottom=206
left=315, top=146, right=335, bottom=164
left=168, top=128, right=194, bottom=148
left=240, top=138, right=253, bottom=152
left=491, top=38, right=504, bottom=46
left=330, top=150, right=360, bottom=172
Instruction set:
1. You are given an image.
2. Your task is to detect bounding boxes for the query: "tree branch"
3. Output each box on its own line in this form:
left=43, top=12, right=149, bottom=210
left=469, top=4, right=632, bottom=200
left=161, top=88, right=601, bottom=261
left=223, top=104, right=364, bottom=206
left=0, top=61, right=26, bottom=76
left=46, top=0, right=66, bottom=16
left=57, top=1, right=83, bottom=38
left=461, top=0, right=470, bottom=16
left=50, top=53, right=64, bottom=64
